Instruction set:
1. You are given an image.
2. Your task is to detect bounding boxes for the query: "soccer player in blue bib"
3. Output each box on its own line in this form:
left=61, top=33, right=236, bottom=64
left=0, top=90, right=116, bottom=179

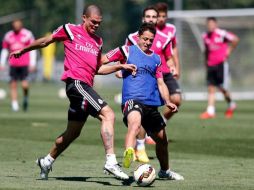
left=101, top=23, right=184, bottom=180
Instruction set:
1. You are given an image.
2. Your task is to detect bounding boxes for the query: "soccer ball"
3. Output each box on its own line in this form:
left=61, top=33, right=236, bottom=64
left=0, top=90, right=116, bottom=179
left=133, top=164, right=156, bottom=187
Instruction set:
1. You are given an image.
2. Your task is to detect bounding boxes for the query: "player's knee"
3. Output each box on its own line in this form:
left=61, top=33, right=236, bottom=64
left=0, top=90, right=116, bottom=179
left=156, top=137, right=168, bottom=147
left=170, top=94, right=181, bottom=107
left=101, top=107, right=115, bottom=122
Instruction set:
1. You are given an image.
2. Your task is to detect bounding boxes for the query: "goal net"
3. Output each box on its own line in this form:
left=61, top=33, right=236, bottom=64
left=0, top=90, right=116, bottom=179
left=168, top=8, right=254, bottom=100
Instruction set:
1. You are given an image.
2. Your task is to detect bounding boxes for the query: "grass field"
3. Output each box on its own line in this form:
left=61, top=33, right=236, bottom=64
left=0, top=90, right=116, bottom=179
left=0, top=82, right=254, bottom=190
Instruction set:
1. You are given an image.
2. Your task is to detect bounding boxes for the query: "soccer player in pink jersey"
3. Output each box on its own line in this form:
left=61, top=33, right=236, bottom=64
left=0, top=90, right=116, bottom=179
left=10, top=5, right=136, bottom=180
left=0, top=19, right=36, bottom=111
left=200, top=17, right=239, bottom=119
left=155, top=2, right=182, bottom=129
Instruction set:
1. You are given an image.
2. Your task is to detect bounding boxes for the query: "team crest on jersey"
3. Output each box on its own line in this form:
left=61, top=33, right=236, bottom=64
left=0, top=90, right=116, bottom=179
left=134, top=105, right=139, bottom=109
left=98, top=99, right=104, bottom=104
left=156, top=41, right=162, bottom=48
left=77, top=34, right=82, bottom=40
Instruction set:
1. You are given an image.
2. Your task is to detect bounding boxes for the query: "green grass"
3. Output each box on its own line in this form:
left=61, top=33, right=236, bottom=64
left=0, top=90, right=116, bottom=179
left=0, top=82, right=254, bottom=189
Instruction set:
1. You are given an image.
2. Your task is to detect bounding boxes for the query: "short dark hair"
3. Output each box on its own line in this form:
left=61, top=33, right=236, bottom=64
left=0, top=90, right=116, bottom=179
left=138, top=22, right=156, bottom=36
left=207, top=17, right=217, bottom=22
left=142, top=5, right=158, bottom=17
left=83, top=4, right=102, bottom=16
left=155, top=2, right=168, bottom=13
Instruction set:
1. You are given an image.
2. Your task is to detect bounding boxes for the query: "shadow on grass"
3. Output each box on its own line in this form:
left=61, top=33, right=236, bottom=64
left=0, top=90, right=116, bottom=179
left=46, top=176, right=136, bottom=186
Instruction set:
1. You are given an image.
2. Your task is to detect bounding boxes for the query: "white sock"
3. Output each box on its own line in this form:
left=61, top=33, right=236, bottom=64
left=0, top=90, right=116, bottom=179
left=12, top=100, right=19, bottom=111
left=44, top=154, right=55, bottom=167
left=207, top=106, right=215, bottom=115
left=106, top=154, right=117, bottom=166
left=136, top=139, right=145, bottom=150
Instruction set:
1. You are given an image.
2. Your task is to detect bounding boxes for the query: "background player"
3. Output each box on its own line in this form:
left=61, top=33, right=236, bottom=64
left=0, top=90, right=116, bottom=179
left=200, top=17, right=239, bottom=119
left=10, top=5, right=136, bottom=181
left=102, top=23, right=184, bottom=180
left=155, top=2, right=182, bottom=120
left=0, top=19, right=36, bottom=111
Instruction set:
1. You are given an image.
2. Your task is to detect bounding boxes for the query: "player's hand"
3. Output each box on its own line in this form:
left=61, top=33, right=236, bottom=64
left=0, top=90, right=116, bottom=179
left=171, top=68, right=180, bottom=80
left=165, top=101, right=178, bottom=113
left=10, top=49, right=23, bottom=58
left=0, top=66, right=5, bottom=71
left=29, top=66, right=36, bottom=73
left=121, top=64, right=137, bottom=76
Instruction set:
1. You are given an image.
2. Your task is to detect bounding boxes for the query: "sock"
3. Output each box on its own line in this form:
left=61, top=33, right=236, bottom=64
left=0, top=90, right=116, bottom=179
left=207, top=106, right=215, bottom=115
left=44, top=154, right=55, bottom=167
left=106, top=154, right=117, bottom=166
left=12, top=100, right=19, bottom=111
left=136, top=139, right=145, bottom=150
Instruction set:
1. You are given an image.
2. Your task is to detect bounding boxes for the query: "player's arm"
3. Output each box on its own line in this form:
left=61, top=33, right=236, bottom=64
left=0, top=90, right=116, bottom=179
left=0, top=48, right=9, bottom=70
left=171, top=46, right=180, bottom=79
left=227, top=34, right=240, bottom=58
left=97, top=62, right=136, bottom=75
left=157, top=77, right=178, bottom=113
left=97, top=48, right=136, bottom=75
left=10, top=35, right=56, bottom=58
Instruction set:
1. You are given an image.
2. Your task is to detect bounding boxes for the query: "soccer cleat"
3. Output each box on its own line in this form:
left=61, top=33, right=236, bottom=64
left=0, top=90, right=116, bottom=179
left=225, top=104, right=237, bottom=118
left=123, top=147, right=134, bottom=168
left=36, top=157, right=52, bottom=180
left=135, top=149, right=149, bottom=163
left=199, top=112, right=215, bottom=119
left=103, top=163, right=129, bottom=180
left=158, top=169, right=184, bottom=180
left=145, top=136, right=156, bottom=145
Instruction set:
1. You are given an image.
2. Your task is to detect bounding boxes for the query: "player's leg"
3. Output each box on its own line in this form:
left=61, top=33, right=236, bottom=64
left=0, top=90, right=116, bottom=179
left=135, top=126, right=150, bottom=162
left=9, top=67, right=19, bottom=111
left=200, top=66, right=217, bottom=119
left=20, top=66, right=29, bottom=111
left=37, top=120, right=85, bottom=179
left=163, top=73, right=181, bottom=121
left=145, top=108, right=184, bottom=180
left=218, top=62, right=236, bottom=118
left=123, top=110, right=141, bottom=168
left=21, top=79, right=29, bottom=111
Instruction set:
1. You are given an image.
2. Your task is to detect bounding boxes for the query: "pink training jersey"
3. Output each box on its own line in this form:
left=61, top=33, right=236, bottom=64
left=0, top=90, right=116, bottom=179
left=157, top=23, right=177, bottom=48
left=203, top=28, right=236, bottom=66
left=2, top=28, right=34, bottom=67
left=52, top=24, right=103, bottom=86
left=126, top=30, right=172, bottom=73
left=106, top=45, right=162, bottom=79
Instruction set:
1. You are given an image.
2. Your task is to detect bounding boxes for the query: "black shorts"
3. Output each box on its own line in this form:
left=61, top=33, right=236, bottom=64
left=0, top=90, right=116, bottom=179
left=207, top=62, right=229, bottom=88
left=65, top=78, right=107, bottom=122
left=163, top=73, right=181, bottom=95
left=122, top=100, right=166, bottom=135
left=10, top=66, right=29, bottom=81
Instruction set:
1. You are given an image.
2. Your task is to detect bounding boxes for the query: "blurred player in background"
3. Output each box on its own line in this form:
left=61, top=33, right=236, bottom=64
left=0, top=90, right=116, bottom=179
left=103, top=23, right=184, bottom=180
left=0, top=19, right=36, bottom=111
left=200, top=17, right=239, bottom=119
left=10, top=5, right=136, bottom=180
left=155, top=2, right=181, bottom=120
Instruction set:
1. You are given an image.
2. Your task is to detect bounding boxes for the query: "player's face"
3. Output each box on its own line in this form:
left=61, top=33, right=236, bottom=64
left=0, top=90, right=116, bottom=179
left=207, top=20, right=217, bottom=32
left=138, top=30, right=155, bottom=52
left=143, top=10, right=158, bottom=25
left=157, top=12, right=167, bottom=27
left=12, top=20, right=23, bottom=33
left=83, top=13, right=102, bottom=34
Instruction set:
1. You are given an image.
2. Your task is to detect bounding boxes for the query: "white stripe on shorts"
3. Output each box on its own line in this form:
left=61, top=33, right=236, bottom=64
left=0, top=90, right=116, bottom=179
left=74, top=80, right=101, bottom=111
left=223, top=61, right=229, bottom=90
